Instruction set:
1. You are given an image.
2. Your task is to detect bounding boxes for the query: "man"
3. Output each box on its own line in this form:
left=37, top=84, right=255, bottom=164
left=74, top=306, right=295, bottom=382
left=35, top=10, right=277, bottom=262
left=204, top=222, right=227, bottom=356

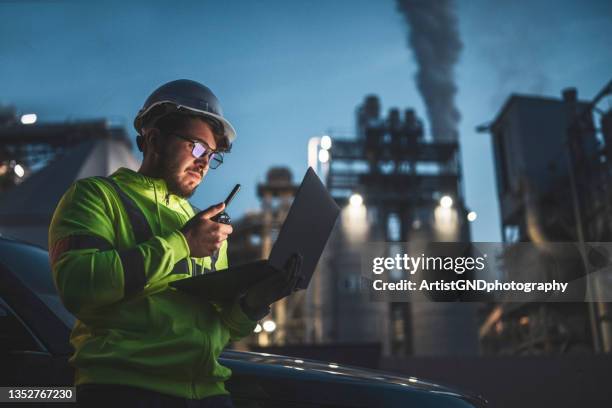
left=49, top=79, right=300, bottom=407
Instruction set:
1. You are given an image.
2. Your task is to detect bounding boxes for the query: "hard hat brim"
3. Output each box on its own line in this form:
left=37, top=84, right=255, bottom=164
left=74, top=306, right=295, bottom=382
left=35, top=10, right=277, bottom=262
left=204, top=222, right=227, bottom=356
left=134, top=100, right=237, bottom=146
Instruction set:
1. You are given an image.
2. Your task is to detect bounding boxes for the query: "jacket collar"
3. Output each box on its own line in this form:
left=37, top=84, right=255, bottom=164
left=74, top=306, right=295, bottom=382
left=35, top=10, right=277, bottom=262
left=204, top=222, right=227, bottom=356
left=113, top=167, right=166, bottom=191
left=112, top=167, right=191, bottom=208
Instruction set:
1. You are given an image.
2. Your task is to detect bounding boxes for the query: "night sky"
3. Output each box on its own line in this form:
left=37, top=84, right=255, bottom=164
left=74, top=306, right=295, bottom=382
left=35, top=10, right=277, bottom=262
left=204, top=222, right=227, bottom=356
left=1, top=0, right=611, bottom=241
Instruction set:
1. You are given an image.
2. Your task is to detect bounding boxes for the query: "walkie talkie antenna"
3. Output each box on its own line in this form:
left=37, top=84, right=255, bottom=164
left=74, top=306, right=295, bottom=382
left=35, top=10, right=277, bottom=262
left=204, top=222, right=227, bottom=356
left=224, top=184, right=241, bottom=207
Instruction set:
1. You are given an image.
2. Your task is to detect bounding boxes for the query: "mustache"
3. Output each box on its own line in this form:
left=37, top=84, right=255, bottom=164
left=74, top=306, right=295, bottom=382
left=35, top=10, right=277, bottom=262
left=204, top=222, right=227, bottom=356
left=187, top=168, right=204, bottom=177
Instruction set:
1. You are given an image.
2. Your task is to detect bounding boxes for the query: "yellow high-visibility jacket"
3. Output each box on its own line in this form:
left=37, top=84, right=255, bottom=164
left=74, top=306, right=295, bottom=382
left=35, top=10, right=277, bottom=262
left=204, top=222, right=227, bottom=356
left=48, top=167, right=255, bottom=399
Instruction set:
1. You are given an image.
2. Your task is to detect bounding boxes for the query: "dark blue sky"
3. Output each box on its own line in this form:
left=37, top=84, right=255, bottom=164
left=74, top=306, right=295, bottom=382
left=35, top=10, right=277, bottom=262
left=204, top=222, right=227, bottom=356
left=1, top=0, right=611, bottom=240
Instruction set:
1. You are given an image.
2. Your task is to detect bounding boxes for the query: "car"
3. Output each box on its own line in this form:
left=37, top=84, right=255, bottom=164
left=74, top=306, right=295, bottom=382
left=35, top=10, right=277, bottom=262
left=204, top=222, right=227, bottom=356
left=0, top=236, right=486, bottom=407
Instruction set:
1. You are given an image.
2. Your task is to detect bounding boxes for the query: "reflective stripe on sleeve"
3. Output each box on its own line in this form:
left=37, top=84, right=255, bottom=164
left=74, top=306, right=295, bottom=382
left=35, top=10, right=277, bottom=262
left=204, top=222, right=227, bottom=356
left=170, top=258, right=190, bottom=275
left=49, top=234, right=113, bottom=266
left=117, top=247, right=146, bottom=297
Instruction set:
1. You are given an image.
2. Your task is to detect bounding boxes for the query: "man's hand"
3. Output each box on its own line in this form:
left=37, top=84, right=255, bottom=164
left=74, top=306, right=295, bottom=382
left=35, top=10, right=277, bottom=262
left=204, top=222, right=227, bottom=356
left=181, top=203, right=233, bottom=258
left=241, top=254, right=303, bottom=320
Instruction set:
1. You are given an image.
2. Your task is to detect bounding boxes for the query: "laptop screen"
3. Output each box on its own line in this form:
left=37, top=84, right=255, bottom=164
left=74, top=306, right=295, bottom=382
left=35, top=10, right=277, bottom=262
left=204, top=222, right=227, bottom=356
left=267, top=167, right=340, bottom=289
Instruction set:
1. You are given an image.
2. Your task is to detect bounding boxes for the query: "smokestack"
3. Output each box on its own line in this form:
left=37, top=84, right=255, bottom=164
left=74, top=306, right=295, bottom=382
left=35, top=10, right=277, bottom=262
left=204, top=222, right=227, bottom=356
left=396, top=0, right=463, bottom=142
left=388, top=108, right=401, bottom=130
left=356, top=95, right=382, bottom=139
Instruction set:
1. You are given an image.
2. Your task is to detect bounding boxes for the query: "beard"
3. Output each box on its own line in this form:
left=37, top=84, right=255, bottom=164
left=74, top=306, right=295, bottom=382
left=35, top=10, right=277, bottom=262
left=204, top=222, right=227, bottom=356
left=157, top=148, right=200, bottom=198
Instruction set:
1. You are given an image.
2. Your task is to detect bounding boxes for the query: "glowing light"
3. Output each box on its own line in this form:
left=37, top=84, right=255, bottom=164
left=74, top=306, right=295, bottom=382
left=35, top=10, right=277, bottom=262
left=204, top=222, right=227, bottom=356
left=318, top=149, right=329, bottom=163
left=328, top=363, right=339, bottom=368
left=467, top=211, right=477, bottom=222
left=308, top=137, right=321, bottom=170
left=434, top=205, right=459, bottom=240
left=320, top=135, right=332, bottom=150
left=14, top=164, right=25, bottom=178
left=349, top=193, right=363, bottom=207
left=440, top=195, right=453, bottom=209
left=20, top=113, right=37, bottom=125
left=262, top=320, right=276, bottom=333
left=254, top=324, right=262, bottom=333
left=294, top=359, right=303, bottom=364
left=343, top=194, right=367, bottom=243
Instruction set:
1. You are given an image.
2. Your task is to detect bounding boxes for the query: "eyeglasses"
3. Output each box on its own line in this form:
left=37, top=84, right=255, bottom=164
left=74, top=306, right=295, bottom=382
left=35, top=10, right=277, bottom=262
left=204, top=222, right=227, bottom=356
left=168, top=133, right=224, bottom=169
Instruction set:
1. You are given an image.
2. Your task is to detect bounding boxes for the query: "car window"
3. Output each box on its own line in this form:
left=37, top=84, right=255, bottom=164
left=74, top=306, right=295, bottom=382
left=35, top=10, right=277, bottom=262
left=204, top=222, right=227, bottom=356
left=0, top=297, right=42, bottom=352
left=0, top=240, right=76, bottom=328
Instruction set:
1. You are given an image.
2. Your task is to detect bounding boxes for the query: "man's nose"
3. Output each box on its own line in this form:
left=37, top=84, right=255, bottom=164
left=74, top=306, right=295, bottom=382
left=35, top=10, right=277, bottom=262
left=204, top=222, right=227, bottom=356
left=194, top=154, right=210, bottom=170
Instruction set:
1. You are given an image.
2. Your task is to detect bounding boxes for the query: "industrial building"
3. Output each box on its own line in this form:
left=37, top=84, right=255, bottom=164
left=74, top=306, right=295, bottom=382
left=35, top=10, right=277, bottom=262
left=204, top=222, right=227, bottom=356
left=479, top=81, right=612, bottom=355
left=0, top=106, right=139, bottom=248
left=321, top=95, right=479, bottom=357
left=231, top=95, right=480, bottom=357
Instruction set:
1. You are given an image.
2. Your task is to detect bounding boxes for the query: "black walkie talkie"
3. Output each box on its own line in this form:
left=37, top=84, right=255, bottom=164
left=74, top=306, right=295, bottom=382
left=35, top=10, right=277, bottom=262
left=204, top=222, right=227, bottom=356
left=211, top=184, right=240, bottom=225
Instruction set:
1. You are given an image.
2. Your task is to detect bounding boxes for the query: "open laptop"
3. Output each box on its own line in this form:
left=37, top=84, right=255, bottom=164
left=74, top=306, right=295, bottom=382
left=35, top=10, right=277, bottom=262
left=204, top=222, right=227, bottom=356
left=170, top=167, right=340, bottom=300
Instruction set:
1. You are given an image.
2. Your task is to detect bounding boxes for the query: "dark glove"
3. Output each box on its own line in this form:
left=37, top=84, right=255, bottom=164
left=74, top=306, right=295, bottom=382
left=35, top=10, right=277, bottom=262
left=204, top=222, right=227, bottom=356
left=240, top=253, right=303, bottom=321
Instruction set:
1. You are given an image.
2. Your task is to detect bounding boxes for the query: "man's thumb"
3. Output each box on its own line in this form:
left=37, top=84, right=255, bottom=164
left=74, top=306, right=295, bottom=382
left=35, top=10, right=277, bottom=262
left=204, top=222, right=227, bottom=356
left=201, top=202, right=225, bottom=219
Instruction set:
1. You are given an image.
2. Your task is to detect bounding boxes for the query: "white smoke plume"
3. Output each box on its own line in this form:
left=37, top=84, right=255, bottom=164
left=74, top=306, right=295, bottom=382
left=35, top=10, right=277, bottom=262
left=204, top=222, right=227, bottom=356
left=397, top=0, right=463, bottom=141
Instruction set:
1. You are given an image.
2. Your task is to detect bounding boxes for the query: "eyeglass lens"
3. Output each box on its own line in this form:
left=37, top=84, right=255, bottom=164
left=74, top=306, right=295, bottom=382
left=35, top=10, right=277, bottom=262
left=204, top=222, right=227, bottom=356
left=192, top=143, right=207, bottom=158
left=191, top=142, right=222, bottom=169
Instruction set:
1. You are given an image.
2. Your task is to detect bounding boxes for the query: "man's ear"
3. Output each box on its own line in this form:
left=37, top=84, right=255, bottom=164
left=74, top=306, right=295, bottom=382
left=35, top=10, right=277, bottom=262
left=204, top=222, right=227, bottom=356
left=136, top=135, right=144, bottom=152
left=143, top=128, right=163, bottom=156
